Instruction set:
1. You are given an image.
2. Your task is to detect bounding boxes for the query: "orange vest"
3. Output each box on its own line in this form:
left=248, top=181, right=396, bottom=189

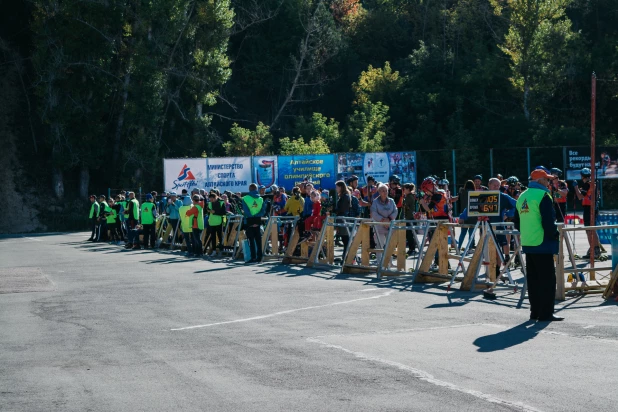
left=431, top=190, right=449, bottom=218
left=553, top=180, right=567, bottom=204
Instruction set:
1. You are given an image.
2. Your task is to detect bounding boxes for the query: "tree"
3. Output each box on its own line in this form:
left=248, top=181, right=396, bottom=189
left=345, top=101, right=390, bottom=152
left=494, top=0, right=575, bottom=120
left=270, top=0, right=343, bottom=128
left=294, top=113, right=341, bottom=149
left=223, top=122, right=273, bottom=156
left=279, top=137, right=330, bottom=154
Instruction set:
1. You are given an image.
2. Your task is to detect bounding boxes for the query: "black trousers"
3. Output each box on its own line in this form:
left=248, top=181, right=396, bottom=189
left=554, top=202, right=566, bottom=222
left=208, top=224, right=223, bottom=251
left=109, top=221, right=122, bottom=241
left=90, top=219, right=98, bottom=239
left=246, top=225, right=263, bottom=261
left=406, top=222, right=418, bottom=251
left=525, top=253, right=556, bottom=319
left=169, top=219, right=179, bottom=241
left=96, top=221, right=108, bottom=242
left=142, top=224, right=156, bottom=248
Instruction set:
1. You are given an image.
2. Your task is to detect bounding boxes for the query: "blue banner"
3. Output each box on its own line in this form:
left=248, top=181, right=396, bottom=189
left=277, top=154, right=336, bottom=190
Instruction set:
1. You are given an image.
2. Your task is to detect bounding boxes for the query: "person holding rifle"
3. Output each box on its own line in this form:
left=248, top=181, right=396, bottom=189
left=572, top=167, right=601, bottom=259
left=550, top=168, right=568, bottom=223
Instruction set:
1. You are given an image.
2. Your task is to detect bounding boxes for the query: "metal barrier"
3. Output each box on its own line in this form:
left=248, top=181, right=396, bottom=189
left=308, top=217, right=364, bottom=270
left=221, top=215, right=244, bottom=258
left=341, top=219, right=399, bottom=276
left=456, top=221, right=527, bottom=306
left=261, top=215, right=300, bottom=261
left=282, top=220, right=323, bottom=265
left=556, top=223, right=618, bottom=300
left=376, top=220, right=433, bottom=279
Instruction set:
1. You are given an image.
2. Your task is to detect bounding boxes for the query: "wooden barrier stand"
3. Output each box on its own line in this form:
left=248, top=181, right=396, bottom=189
left=556, top=223, right=618, bottom=300
left=282, top=221, right=323, bottom=265
left=377, top=220, right=432, bottom=279
left=341, top=220, right=402, bottom=276
left=262, top=216, right=299, bottom=261
left=309, top=217, right=361, bottom=270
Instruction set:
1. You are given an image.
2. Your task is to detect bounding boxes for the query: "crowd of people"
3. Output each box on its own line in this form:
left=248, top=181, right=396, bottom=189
left=85, top=166, right=603, bottom=321
left=86, top=167, right=601, bottom=262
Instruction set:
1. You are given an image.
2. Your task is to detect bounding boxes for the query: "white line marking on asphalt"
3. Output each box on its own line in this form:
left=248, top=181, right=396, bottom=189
left=583, top=325, right=596, bottom=329
left=21, top=236, right=42, bottom=242
left=171, top=290, right=394, bottom=331
left=307, top=337, right=543, bottom=412
left=359, top=288, right=384, bottom=292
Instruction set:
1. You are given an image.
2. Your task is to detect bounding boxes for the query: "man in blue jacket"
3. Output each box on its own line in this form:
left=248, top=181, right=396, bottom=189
left=242, top=183, right=267, bottom=263
left=514, top=169, right=562, bottom=322
left=165, top=191, right=183, bottom=240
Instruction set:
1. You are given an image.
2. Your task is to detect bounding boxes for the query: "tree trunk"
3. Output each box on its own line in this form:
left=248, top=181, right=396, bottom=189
left=79, top=166, right=90, bottom=198
left=523, top=81, right=530, bottom=121
left=52, top=168, right=65, bottom=200
left=112, top=72, right=131, bottom=167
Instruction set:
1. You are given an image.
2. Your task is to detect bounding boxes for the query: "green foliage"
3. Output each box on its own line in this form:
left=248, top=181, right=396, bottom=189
left=7, top=0, right=618, bottom=197
left=279, top=137, right=330, bottom=155
left=495, top=0, right=576, bottom=120
left=345, top=101, right=390, bottom=152
left=294, top=113, right=341, bottom=150
left=223, top=122, right=272, bottom=156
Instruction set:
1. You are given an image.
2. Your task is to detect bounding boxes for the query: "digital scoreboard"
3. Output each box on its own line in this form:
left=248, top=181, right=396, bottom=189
left=467, top=190, right=501, bottom=217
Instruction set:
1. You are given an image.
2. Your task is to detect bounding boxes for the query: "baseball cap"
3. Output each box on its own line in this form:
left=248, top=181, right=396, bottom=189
left=169, top=191, right=177, bottom=196
left=98, top=194, right=106, bottom=199
left=346, top=175, right=359, bottom=183
left=259, top=185, right=265, bottom=190
left=530, top=169, right=555, bottom=181
left=145, top=194, right=153, bottom=200
left=473, top=175, right=483, bottom=181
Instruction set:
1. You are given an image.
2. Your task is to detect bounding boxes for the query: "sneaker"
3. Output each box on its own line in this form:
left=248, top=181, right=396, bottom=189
left=430, top=263, right=439, bottom=271
left=210, top=251, right=217, bottom=257
left=124, top=243, right=133, bottom=249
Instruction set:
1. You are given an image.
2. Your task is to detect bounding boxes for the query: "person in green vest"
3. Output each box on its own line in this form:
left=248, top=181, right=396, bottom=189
left=97, top=195, right=110, bottom=242
left=139, top=193, right=158, bottom=249
left=514, top=168, right=562, bottom=322
left=87, top=194, right=100, bottom=242
left=127, top=192, right=140, bottom=230
left=117, top=194, right=128, bottom=239
left=178, top=196, right=194, bottom=256
left=206, top=192, right=226, bottom=257
left=242, top=183, right=266, bottom=263
left=185, top=194, right=205, bottom=257
left=106, top=197, right=121, bottom=244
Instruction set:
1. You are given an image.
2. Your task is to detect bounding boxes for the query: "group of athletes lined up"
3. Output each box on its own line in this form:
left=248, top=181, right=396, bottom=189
left=84, top=166, right=600, bottom=263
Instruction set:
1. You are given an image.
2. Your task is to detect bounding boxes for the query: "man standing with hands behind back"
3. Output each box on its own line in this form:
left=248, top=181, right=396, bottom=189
left=514, top=169, right=563, bottom=322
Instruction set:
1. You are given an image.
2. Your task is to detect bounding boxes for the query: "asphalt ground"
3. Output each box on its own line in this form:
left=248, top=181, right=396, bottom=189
left=1, top=231, right=618, bottom=412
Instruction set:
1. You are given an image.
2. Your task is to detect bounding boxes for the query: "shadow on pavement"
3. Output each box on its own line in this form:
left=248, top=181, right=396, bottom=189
left=473, top=321, right=547, bottom=352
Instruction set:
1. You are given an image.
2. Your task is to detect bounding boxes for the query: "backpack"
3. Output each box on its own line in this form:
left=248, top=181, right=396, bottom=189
left=349, top=196, right=360, bottom=218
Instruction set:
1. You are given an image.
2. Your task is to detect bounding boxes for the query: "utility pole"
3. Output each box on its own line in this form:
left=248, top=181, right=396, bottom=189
left=590, top=72, right=596, bottom=270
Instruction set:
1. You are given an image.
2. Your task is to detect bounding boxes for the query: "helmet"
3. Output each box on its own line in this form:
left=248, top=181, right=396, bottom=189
left=534, top=165, right=551, bottom=173
left=581, top=167, right=591, bottom=177
left=389, top=175, right=401, bottom=184
left=438, top=179, right=449, bottom=186
left=550, top=168, right=562, bottom=177
left=506, top=176, right=519, bottom=186
left=420, top=177, right=436, bottom=193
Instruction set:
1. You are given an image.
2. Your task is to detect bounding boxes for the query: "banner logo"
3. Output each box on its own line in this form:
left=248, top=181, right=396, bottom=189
left=173, top=164, right=198, bottom=190
left=177, top=164, right=196, bottom=181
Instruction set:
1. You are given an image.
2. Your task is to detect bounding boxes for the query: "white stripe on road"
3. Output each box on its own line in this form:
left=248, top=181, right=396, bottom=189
left=21, top=236, right=42, bottom=242
left=583, top=325, right=596, bottom=329
left=171, top=290, right=394, bottom=331
left=307, top=336, right=543, bottom=412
